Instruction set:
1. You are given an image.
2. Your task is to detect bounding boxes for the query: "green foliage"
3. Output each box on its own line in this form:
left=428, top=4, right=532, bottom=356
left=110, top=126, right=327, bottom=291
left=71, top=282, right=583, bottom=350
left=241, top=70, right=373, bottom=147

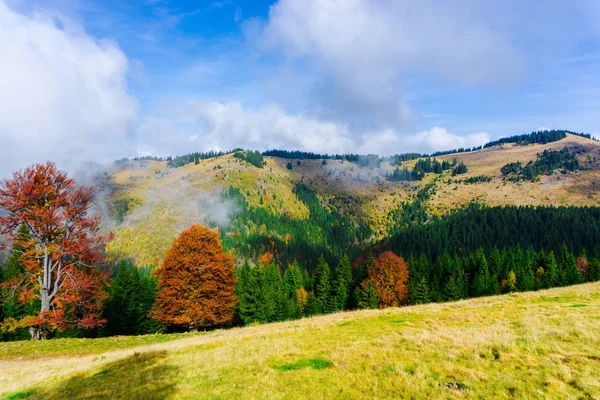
left=103, top=261, right=160, bottom=336
left=221, top=185, right=371, bottom=269
left=451, top=162, right=468, bottom=176
left=313, top=255, right=333, bottom=314
left=167, top=149, right=240, bottom=168
left=484, top=129, right=584, bottom=148
left=333, top=254, right=353, bottom=311
left=501, top=148, right=581, bottom=181
left=388, top=204, right=600, bottom=261
left=234, top=150, right=265, bottom=168
left=356, top=281, right=379, bottom=309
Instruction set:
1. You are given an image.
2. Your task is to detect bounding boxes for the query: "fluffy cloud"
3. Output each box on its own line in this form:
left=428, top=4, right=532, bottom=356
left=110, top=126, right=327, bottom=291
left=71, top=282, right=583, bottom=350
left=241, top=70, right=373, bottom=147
left=404, top=127, right=489, bottom=153
left=260, top=0, right=522, bottom=131
left=137, top=101, right=488, bottom=157
left=0, top=2, right=137, bottom=177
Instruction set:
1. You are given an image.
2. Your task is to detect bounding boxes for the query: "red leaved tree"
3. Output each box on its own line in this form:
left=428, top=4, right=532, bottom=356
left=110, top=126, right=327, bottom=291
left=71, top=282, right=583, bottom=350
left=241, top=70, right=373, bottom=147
left=0, top=162, right=108, bottom=339
left=364, top=251, right=409, bottom=308
left=152, top=224, right=237, bottom=329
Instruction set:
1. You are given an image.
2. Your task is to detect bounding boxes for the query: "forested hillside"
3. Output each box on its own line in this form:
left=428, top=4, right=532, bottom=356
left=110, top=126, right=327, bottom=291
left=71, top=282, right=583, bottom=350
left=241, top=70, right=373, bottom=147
left=1, top=130, right=600, bottom=341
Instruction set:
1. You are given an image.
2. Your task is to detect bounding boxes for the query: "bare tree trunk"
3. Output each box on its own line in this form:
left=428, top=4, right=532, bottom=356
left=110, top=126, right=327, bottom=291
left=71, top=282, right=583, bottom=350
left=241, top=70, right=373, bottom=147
left=30, top=288, right=50, bottom=340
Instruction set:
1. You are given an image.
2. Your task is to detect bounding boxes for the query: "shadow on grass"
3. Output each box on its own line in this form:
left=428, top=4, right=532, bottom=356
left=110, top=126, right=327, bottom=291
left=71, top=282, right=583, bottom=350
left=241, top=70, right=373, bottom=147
left=8, top=351, right=179, bottom=400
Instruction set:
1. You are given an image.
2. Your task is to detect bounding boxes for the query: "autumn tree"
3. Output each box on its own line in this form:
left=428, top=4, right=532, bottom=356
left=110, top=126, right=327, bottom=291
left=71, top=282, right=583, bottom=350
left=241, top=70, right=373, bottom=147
left=0, top=162, right=108, bottom=340
left=364, top=251, right=409, bottom=308
left=152, top=225, right=237, bottom=330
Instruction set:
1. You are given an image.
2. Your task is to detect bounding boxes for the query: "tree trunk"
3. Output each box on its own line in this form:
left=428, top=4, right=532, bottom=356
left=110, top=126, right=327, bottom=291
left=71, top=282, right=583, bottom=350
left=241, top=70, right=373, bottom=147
left=30, top=288, right=50, bottom=340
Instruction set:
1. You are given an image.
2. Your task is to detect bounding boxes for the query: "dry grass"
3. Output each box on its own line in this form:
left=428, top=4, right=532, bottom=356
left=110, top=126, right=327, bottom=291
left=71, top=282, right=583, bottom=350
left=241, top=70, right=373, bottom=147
left=2, top=283, right=599, bottom=399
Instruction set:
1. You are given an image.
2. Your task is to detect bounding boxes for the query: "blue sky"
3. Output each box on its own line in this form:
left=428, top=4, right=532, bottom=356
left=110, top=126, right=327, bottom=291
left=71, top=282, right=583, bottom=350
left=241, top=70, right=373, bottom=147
left=0, top=0, right=599, bottom=173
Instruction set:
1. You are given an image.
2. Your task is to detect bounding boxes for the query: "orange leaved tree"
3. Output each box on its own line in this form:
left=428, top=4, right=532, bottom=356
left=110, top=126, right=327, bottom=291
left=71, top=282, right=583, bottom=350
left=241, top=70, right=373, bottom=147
left=364, top=251, right=409, bottom=308
left=0, top=162, right=108, bottom=339
left=152, top=224, right=237, bottom=330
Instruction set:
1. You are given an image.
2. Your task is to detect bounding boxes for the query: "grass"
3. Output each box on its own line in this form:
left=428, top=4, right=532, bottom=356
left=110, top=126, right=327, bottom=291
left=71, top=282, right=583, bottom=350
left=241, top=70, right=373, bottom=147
left=1, top=282, right=600, bottom=399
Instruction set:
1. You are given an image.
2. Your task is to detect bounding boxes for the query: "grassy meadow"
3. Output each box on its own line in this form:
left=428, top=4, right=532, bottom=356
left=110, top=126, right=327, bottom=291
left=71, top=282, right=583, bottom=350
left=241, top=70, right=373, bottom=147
left=1, top=282, right=599, bottom=399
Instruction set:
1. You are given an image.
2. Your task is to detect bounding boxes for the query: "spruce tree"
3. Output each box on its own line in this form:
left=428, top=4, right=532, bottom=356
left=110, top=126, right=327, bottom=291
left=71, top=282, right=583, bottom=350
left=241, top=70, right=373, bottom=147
left=410, top=276, right=431, bottom=304
left=588, top=251, right=600, bottom=282
left=357, top=281, right=379, bottom=309
left=313, top=255, right=333, bottom=314
left=444, top=262, right=466, bottom=301
left=543, top=251, right=559, bottom=288
left=333, top=254, right=352, bottom=311
left=559, top=245, right=582, bottom=285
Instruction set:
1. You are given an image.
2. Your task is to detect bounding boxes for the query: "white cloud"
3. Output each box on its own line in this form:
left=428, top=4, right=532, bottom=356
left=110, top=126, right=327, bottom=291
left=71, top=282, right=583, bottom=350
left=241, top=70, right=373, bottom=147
left=404, top=127, right=489, bottom=154
left=0, top=2, right=137, bottom=177
left=136, top=101, right=489, bottom=157
left=259, top=0, right=522, bottom=131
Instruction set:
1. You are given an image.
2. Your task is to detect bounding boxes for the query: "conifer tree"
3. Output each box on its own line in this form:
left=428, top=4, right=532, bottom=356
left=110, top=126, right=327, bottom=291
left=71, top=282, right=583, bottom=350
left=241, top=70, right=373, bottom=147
left=588, top=251, right=600, bottom=282
left=444, top=262, right=466, bottom=301
left=313, top=255, right=333, bottom=314
left=559, top=245, right=582, bottom=285
left=470, top=249, right=498, bottom=297
left=333, top=254, right=352, bottom=311
left=489, top=247, right=504, bottom=277
left=410, top=276, right=431, bottom=304
left=356, top=281, right=379, bottom=309
left=543, top=251, right=559, bottom=288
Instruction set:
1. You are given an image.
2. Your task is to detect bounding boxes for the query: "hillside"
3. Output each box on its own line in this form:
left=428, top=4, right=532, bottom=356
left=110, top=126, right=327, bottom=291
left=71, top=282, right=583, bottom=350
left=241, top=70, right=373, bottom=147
left=103, top=133, right=600, bottom=266
left=1, top=282, right=599, bottom=399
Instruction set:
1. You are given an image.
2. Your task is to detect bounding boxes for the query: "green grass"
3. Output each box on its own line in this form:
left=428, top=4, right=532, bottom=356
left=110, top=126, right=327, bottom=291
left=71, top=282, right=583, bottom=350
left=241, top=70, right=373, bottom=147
left=0, top=332, right=197, bottom=361
left=2, top=283, right=600, bottom=399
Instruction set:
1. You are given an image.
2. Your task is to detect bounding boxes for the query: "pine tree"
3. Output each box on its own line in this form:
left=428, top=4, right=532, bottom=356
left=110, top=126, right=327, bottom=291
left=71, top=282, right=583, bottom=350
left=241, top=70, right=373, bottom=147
left=313, top=255, right=333, bottom=314
left=558, top=245, right=582, bottom=285
left=356, top=281, right=379, bottom=309
left=543, top=251, right=559, bottom=288
left=104, top=261, right=160, bottom=336
left=444, top=262, right=466, bottom=301
left=305, top=292, right=320, bottom=316
left=470, top=249, right=499, bottom=297
left=263, top=262, right=284, bottom=322
left=588, top=251, right=600, bottom=282
left=333, top=254, right=352, bottom=311
left=489, top=247, right=504, bottom=277
left=410, top=276, right=431, bottom=304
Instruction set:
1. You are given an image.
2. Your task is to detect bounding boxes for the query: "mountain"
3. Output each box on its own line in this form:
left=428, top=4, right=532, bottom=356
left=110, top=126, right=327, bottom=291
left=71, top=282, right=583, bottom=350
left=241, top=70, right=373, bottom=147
left=102, top=132, right=600, bottom=267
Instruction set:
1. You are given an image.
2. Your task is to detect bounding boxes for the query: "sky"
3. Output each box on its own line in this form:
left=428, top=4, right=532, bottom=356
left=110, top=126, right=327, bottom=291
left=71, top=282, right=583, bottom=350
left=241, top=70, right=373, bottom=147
left=0, top=0, right=599, bottom=175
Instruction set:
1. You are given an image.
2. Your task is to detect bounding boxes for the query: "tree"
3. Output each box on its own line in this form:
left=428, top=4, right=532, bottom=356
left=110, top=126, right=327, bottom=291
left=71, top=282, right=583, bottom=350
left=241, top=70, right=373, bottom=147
left=356, top=281, right=379, bottom=309
left=470, top=249, right=498, bottom=297
left=103, top=261, right=159, bottom=336
left=558, top=245, right=582, bottom=285
left=543, top=251, right=559, bottom=288
left=0, top=162, right=108, bottom=340
left=444, top=261, right=466, bottom=301
left=313, top=255, right=333, bottom=314
left=410, top=276, right=431, bottom=304
left=333, top=254, right=352, bottom=311
left=152, top=225, right=237, bottom=329
left=365, top=251, right=409, bottom=308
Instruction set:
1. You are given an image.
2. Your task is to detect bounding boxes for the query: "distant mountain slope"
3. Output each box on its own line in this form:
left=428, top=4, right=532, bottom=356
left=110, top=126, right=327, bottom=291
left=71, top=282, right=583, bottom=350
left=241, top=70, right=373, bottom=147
left=103, top=133, right=600, bottom=266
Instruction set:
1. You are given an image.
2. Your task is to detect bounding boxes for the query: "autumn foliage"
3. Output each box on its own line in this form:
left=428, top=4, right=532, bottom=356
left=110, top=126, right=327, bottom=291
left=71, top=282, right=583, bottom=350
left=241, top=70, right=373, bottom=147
left=364, top=251, right=409, bottom=308
left=152, top=224, right=237, bottom=329
left=0, top=162, right=108, bottom=339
